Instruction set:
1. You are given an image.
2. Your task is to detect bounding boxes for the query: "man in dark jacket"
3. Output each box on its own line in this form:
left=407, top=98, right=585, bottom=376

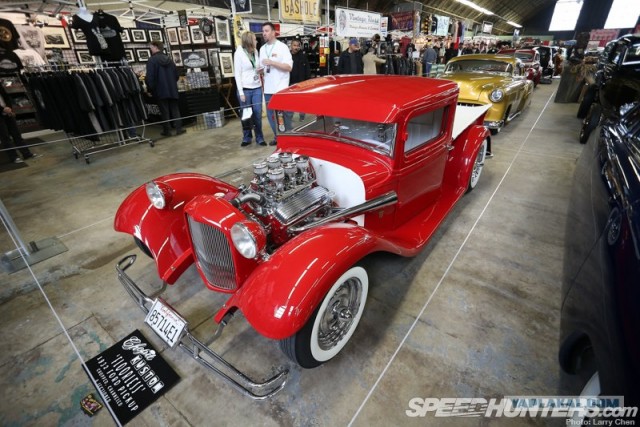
left=338, top=38, right=364, bottom=74
left=288, top=39, right=311, bottom=124
left=146, top=41, right=184, bottom=136
left=0, top=85, right=39, bottom=164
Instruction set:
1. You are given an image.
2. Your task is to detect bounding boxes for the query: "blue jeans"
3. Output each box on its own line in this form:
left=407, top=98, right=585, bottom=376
left=423, top=62, right=433, bottom=77
left=240, top=87, right=265, bottom=143
left=264, top=93, right=292, bottom=140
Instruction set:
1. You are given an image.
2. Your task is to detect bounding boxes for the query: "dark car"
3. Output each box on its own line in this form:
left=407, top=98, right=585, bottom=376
left=560, top=101, right=640, bottom=419
left=577, top=35, right=640, bottom=143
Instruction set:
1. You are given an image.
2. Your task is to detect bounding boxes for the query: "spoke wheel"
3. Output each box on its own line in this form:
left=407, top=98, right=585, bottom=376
left=279, top=266, right=368, bottom=368
left=467, top=139, right=487, bottom=193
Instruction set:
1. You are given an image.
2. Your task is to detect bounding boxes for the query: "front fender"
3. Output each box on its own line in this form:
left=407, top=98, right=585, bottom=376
left=216, top=223, right=395, bottom=340
left=114, top=173, right=238, bottom=284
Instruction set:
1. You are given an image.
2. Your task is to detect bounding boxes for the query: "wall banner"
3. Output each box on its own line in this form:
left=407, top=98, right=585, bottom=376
left=335, top=8, right=382, bottom=38
left=279, top=0, right=321, bottom=25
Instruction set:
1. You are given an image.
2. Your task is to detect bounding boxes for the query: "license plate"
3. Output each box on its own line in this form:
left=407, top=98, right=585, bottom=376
left=144, top=299, right=187, bottom=348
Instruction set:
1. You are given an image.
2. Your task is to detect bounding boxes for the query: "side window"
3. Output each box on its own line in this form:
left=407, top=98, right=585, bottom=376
left=404, top=108, right=445, bottom=153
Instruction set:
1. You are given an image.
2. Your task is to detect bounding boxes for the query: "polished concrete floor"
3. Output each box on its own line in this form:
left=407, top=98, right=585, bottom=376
left=0, top=80, right=586, bottom=426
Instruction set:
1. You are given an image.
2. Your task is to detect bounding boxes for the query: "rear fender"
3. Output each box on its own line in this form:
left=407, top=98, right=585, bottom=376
left=444, top=124, right=490, bottom=191
left=114, top=173, right=238, bottom=284
left=215, top=223, right=395, bottom=340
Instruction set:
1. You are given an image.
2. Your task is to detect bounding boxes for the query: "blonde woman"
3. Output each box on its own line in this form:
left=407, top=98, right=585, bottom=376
left=234, top=31, right=266, bottom=146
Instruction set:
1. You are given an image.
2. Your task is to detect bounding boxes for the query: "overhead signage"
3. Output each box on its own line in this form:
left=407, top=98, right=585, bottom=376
left=84, top=330, right=180, bottom=425
left=335, top=8, right=382, bottom=38
left=390, top=11, right=414, bottom=31
left=482, top=21, right=493, bottom=34
left=279, top=0, right=321, bottom=25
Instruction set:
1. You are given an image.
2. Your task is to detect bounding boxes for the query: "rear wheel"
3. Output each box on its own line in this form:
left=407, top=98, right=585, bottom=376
left=279, top=266, right=368, bottom=368
left=467, top=139, right=487, bottom=193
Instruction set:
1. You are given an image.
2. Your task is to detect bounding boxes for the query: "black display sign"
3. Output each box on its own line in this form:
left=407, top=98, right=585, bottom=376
left=84, top=330, right=180, bottom=425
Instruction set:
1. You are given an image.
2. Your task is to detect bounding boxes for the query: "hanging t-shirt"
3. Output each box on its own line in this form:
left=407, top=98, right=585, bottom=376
left=14, top=48, right=46, bottom=67
left=0, top=18, right=20, bottom=51
left=96, top=12, right=125, bottom=61
left=16, top=25, right=46, bottom=59
left=71, top=14, right=109, bottom=56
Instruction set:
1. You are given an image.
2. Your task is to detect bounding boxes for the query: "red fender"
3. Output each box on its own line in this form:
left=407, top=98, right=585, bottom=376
left=114, top=173, right=238, bottom=284
left=444, top=124, right=490, bottom=192
left=215, top=223, right=397, bottom=340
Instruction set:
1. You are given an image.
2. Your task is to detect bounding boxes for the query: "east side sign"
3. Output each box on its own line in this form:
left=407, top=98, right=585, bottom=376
left=335, top=8, right=382, bottom=38
left=280, top=0, right=321, bottom=24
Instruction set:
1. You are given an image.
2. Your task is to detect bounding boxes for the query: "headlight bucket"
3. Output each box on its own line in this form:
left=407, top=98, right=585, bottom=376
left=231, top=221, right=266, bottom=259
left=145, top=181, right=173, bottom=209
left=489, top=89, right=504, bottom=103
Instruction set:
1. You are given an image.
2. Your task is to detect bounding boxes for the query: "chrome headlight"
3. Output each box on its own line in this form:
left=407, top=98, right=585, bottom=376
left=145, top=181, right=172, bottom=209
left=231, top=221, right=266, bottom=259
left=489, top=89, right=504, bottom=102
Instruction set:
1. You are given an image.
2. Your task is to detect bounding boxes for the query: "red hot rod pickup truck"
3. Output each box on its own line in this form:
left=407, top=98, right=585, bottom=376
left=114, top=75, right=491, bottom=398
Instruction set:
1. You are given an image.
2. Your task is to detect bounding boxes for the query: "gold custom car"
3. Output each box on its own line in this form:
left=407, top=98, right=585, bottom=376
left=440, top=54, right=534, bottom=134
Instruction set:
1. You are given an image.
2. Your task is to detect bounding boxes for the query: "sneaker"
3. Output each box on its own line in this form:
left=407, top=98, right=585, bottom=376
left=241, top=141, right=251, bottom=147
left=256, top=141, right=267, bottom=146
left=176, top=129, right=186, bottom=136
left=23, top=153, right=42, bottom=160
left=485, top=151, right=494, bottom=158
left=13, top=158, right=24, bottom=164
left=268, top=140, right=277, bottom=146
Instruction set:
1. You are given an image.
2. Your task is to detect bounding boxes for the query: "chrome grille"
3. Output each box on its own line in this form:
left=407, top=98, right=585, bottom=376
left=187, top=215, right=237, bottom=291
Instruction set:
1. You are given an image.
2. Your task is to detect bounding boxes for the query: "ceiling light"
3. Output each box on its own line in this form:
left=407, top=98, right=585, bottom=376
left=455, top=0, right=495, bottom=15
left=507, top=21, right=522, bottom=28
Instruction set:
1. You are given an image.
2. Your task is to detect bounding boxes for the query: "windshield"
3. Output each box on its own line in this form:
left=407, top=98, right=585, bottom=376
left=515, top=52, right=533, bottom=61
left=282, top=112, right=397, bottom=156
left=444, top=59, right=513, bottom=75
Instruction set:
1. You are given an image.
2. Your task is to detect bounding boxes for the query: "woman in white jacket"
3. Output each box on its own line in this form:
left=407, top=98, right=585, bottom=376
left=234, top=31, right=266, bottom=146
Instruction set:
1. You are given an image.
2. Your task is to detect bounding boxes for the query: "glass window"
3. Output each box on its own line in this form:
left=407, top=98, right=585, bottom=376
left=604, top=0, right=640, bottom=29
left=444, top=59, right=513, bottom=75
left=549, top=0, right=584, bottom=31
left=405, top=108, right=445, bottom=153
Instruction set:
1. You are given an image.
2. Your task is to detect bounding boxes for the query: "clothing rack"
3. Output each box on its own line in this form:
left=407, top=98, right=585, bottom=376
left=22, top=64, right=154, bottom=163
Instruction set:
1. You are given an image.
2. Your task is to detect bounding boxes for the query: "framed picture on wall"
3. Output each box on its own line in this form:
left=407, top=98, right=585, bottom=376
left=135, top=48, right=151, bottom=62
left=218, top=51, right=234, bottom=77
left=215, top=18, right=231, bottom=46
left=178, top=27, right=190, bottom=44
left=70, top=28, right=86, bottom=44
left=171, top=50, right=183, bottom=66
left=124, top=49, right=135, bottom=62
left=76, top=50, right=95, bottom=64
left=131, top=29, right=148, bottom=43
left=43, top=26, right=70, bottom=49
left=208, top=48, right=221, bottom=84
left=189, top=26, right=206, bottom=45
left=192, top=49, right=208, bottom=66
left=166, top=28, right=179, bottom=46
left=120, top=29, right=131, bottom=43
left=148, top=30, right=163, bottom=42
left=182, top=50, right=207, bottom=68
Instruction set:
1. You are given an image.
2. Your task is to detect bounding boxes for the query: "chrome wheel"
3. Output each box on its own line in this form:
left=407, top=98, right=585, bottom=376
left=467, top=140, right=487, bottom=192
left=310, top=266, right=368, bottom=362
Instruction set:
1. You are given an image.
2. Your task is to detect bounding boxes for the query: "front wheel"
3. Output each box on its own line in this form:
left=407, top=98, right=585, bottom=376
left=279, top=266, right=369, bottom=368
left=467, top=139, right=487, bottom=193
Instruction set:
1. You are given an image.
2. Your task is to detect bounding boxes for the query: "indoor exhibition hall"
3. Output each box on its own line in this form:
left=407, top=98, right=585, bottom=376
left=1, top=0, right=639, bottom=425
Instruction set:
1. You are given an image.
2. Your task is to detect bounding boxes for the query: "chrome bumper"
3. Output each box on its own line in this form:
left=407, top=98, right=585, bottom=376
left=116, top=254, right=288, bottom=399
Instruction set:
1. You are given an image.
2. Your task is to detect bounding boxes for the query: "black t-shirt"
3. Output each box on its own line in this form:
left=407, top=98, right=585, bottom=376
left=71, top=14, right=109, bottom=56
left=96, top=12, right=125, bottom=61
left=0, top=18, right=20, bottom=50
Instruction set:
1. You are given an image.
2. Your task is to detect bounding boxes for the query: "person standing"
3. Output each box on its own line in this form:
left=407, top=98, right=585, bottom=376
left=146, top=40, right=184, bottom=136
left=422, top=43, right=437, bottom=77
left=338, top=38, right=364, bottom=74
left=288, top=39, right=311, bottom=123
left=444, top=42, right=458, bottom=64
left=0, top=84, right=39, bottom=164
left=363, top=48, right=385, bottom=75
left=259, top=22, right=292, bottom=146
left=234, top=31, right=266, bottom=146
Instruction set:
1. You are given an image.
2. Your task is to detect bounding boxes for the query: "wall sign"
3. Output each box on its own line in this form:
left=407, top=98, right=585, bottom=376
left=335, top=8, right=382, bottom=38
left=84, top=330, right=180, bottom=425
left=279, top=0, right=321, bottom=24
